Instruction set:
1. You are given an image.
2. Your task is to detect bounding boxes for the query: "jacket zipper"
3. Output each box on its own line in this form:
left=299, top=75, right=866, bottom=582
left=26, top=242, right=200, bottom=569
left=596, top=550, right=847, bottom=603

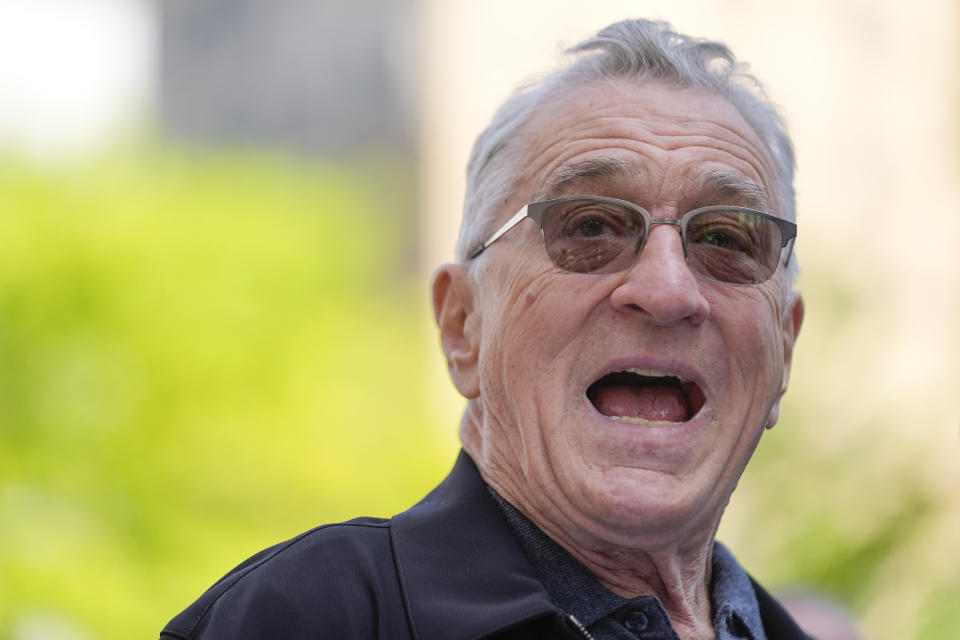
left=567, top=615, right=595, bottom=640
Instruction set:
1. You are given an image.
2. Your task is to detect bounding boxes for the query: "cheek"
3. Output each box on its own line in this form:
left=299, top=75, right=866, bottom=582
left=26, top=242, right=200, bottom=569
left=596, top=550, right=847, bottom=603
left=474, top=264, right=548, bottom=390
left=477, top=265, right=598, bottom=400
left=709, top=286, right=786, bottom=386
left=495, top=270, right=582, bottom=349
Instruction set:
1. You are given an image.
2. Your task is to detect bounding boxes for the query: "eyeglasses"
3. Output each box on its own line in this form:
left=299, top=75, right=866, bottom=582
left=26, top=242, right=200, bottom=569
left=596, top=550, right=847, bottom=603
left=467, top=195, right=797, bottom=285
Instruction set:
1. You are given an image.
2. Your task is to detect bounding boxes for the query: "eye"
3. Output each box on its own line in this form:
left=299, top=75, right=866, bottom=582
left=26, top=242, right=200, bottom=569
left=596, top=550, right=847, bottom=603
left=685, top=208, right=784, bottom=284
left=562, top=205, right=635, bottom=238
left=688, top=215, right=757, bottom=256
left=701, top=228, right=743, bottom=251
left=576, top=217, right=610, bottom=237
left=540, top=199, right=643, bottom=274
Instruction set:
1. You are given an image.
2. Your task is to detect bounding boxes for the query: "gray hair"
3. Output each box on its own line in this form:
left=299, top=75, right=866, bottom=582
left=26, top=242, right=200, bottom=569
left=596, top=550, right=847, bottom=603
left=456, top=19, right=798, bottom=283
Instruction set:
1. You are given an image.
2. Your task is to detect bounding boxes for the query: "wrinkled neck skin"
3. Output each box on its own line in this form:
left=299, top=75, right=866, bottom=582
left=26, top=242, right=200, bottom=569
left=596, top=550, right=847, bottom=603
left=461, top=404, right=720, bottom=640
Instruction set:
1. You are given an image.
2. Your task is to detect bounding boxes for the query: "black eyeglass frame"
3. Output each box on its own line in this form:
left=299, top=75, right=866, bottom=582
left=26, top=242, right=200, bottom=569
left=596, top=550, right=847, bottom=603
left=467, top=195, right=797, bottom=284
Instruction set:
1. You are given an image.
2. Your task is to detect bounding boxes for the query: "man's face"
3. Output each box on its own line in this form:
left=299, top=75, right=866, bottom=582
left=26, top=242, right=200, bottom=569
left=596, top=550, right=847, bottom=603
left=437, top=80, right=803, bottom=547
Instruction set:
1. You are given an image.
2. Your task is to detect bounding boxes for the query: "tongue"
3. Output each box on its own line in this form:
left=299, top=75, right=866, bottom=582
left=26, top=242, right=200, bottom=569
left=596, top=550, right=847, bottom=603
left=593, top=384, right=689, bottom=422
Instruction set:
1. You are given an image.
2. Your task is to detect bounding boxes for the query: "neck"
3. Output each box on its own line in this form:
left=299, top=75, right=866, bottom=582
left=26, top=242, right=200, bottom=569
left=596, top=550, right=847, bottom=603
left=460, top=409, right=721, bottom=639
left=491, top=476, right=720, bottom=639
left=560, top=536, right=717, bottom=639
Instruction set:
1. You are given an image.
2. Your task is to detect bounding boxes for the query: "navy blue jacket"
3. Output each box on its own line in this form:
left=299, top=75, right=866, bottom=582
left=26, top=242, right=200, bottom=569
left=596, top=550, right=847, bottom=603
left=160, top=452, right=810, bottom=639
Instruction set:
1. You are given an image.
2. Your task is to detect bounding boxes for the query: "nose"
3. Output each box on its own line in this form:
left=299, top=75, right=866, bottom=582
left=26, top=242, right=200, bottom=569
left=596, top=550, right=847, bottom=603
left=608, top=223, right=710, bottom=325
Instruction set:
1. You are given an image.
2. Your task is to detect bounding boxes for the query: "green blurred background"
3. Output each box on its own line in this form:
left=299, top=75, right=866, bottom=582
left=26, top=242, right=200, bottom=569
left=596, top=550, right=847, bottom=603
left=1, top=2, right=958, bottom=639
left=0, top=147, right=458, bottom=639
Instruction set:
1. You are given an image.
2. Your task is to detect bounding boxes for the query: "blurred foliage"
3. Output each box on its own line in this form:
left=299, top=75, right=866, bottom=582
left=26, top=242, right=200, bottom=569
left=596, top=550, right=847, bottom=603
left=0, top=146, right=955, bottom=640
left=0, top=147, right=455, bottom=639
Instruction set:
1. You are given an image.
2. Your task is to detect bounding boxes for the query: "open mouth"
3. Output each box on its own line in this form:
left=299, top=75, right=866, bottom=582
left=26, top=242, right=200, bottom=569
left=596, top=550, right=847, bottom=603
left=587, top=369, right=706, bottom=423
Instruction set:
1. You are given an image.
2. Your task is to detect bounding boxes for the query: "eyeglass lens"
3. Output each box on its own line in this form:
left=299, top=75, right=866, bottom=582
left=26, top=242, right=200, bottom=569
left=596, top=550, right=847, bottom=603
left=539, top=199, right=786, bottom=284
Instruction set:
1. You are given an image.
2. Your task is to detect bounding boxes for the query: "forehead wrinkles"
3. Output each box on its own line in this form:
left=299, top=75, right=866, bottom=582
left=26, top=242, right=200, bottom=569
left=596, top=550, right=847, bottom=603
left=658, top=120, right=775, bottom=188
left=516, top=87, right=777, bottom=207
left=535, top=118, right=771, bottom=184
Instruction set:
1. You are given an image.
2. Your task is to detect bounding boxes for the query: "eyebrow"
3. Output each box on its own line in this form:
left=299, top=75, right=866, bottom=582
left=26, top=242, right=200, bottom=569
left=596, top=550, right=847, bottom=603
left=698, top=171, right=770, bottom=210
left=536, top=160, right=770, bottom=210
left=536, top=157, right=641, bottom=200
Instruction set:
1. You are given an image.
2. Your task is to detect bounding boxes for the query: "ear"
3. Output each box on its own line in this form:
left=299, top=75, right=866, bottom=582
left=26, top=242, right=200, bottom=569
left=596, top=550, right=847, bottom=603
left=432, top=263, right=480, bottom=399
left=765, top=293, right=804, bottom=429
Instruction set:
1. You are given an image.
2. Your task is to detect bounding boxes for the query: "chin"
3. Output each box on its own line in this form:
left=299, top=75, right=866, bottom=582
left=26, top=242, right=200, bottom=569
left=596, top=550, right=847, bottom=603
left=570, top=467, right=720, bottom=544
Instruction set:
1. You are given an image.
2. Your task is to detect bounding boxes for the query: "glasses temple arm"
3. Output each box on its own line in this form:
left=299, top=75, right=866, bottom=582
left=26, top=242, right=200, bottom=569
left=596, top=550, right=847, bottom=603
left=467, top=205, right=530, bottom=260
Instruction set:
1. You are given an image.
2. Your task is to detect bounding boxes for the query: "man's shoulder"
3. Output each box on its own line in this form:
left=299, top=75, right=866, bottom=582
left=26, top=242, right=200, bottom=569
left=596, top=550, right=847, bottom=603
left=214, top=516, right=396, bottom=586
left=160, top=517, right=409, bottom=640
left=159, top=452, right=556, bottom=640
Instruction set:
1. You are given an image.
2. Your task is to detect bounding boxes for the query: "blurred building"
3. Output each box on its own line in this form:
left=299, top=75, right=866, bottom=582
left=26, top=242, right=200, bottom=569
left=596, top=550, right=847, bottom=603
left=0, top=0, right=155, bottom=159
left=158, top=0, right=418, bottom=156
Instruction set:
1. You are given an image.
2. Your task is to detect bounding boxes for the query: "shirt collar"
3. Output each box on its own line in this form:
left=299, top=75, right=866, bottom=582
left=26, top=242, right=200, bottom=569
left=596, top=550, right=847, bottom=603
left=711, top=542, right=767, bottom=640
left=486, top=487, right=631, bottom=626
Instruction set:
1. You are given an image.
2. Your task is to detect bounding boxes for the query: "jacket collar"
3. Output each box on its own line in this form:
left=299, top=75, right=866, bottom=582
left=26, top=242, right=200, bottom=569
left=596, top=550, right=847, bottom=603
left=390, top=450, right=557, bottom=640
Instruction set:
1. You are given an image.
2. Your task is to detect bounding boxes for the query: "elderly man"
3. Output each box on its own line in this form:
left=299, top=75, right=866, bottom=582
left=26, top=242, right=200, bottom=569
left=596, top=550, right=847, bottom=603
left=162, top=18, right=807, bottom=640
